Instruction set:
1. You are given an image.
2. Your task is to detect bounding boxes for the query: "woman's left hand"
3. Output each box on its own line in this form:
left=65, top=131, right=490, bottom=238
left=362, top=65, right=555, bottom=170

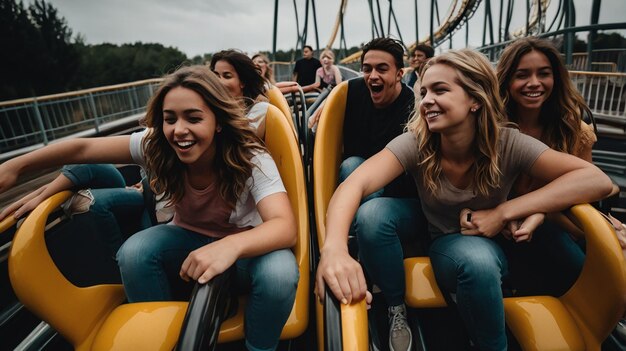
left=180, top=238, right=239, bottom=284
left=511, top=213, right=545, bottom=243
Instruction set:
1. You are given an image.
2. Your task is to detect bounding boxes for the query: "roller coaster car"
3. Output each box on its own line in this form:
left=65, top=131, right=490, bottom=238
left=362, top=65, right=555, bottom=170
left=313, top=81, right=626, bottom=350
left=7, top=104, right=310, bottom=350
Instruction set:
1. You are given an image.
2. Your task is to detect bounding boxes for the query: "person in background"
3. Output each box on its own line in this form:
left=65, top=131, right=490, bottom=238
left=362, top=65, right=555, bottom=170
left=211, top=50, right=269, bottom=138
left=292, top=45, right=322, bottom=93
left=316, top=48, right=613, bottom=351
left=314, top=49, right=342, bottom=90
left=252, top=53, right=276, bottom=85
left=404, top=44, right=434, bottom=91
left=0, top=65, right=298, bottom=351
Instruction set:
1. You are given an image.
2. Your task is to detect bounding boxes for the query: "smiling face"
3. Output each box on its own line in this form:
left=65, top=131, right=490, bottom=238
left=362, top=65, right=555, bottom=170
left=162, top=86, right=219, bottom=169
left=419, top=64, right=477, bottom=134
left=508, top=50, right=554, bottom=114
left=213, top=60, right=244, bottom=98
left=321, top=54, right=333, bottom=67
left=362, top=49, right=403, bottom=108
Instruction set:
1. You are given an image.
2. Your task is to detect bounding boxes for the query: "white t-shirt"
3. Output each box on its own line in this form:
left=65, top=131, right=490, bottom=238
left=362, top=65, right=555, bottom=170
left=129, top=130, right=286, bottom=237
left=246, top=101, right=269, bottom=132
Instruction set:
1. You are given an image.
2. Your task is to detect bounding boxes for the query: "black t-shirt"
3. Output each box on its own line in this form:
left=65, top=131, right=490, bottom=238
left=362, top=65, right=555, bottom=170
left=343, top=77, right=417, bottom=198
left=293, top=57, right=322, bottom=86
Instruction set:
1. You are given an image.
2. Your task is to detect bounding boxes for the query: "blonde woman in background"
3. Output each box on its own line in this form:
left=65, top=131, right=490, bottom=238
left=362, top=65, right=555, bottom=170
left=315, top=49, right=342, bottom=90
left=252, top=53, right=276, bottom=85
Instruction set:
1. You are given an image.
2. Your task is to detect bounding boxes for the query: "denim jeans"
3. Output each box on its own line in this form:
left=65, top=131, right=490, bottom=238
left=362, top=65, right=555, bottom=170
left=340, top=156, right=425, bottom=306
left=116, top=224, right=299, bottom=351
left=429, top=234, right=508, bottom=351
left=498, top=220, right=584, bottom=297
left=62, top=164, right=150, bottom=256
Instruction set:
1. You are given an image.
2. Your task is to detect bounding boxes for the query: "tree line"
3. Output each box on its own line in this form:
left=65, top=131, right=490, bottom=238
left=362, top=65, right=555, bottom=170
left=0, top=0, right=188, bottom=101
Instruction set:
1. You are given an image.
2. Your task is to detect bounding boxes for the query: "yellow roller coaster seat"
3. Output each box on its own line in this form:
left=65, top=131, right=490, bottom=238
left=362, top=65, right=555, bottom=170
left=504, top=204, right=626, bottom=351
left=403, top=257, right=447, bottom=308
left=312, top=81, right=370, bottom=350
left=9, top=104, right=309, bottom=349
left=267, top=85, right=297, bottom=136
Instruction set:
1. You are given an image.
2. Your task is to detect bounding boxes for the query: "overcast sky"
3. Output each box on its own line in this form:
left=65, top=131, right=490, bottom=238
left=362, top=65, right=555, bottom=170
left=28, top=0, right=626, bottom=58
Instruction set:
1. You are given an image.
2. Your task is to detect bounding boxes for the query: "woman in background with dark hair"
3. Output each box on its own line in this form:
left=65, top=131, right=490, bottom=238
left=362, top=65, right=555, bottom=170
left=211, top=49, right=270, bottom=138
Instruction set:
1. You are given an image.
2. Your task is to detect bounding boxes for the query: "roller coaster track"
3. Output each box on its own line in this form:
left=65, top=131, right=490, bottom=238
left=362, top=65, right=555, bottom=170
left=416, top=0, right=481, bottom=48
left=340, top=0, right=482, bottom=64
left=337, top=0, right=550, bottom=64
left=510, top=0, right=550, bottom=38
left=325, top=0, right=349, bottom=50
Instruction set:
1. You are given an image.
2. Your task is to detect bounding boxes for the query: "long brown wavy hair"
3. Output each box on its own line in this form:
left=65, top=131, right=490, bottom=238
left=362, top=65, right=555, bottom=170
left=497, top=37, right=592, bottom=154
left=407, top=49, right=505, bottom=196
left=141, top=65, right=266, bottom=207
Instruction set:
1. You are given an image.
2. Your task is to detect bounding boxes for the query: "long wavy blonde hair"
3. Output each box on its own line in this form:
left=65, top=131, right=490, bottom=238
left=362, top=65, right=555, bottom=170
left=407, top=49, right=505, bottom=196
left=141, top=65, right=265, bottom=207
left=497, top=37, right=592, bottom=154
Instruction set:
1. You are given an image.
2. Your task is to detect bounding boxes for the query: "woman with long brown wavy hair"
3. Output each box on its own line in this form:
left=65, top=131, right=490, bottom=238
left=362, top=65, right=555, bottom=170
left=496, top=37, right=620, bottom=297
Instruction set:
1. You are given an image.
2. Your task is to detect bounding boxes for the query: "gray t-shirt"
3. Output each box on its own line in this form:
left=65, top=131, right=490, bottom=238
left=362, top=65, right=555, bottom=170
left=386, top=127, right=548, bottom=237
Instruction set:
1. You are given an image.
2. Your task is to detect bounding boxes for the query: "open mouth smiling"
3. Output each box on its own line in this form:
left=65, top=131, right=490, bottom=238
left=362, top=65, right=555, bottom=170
left=522, top=91, right=543, bottom=98
left=175, top=140, right=196, bottom=150
left=369, top=84, right=384, bottom=93
left=425, top=111, right=442, bottom=119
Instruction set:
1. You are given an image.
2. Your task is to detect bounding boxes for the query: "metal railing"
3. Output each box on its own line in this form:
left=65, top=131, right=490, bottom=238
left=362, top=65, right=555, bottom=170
left=270, top=62, right=362, bottom=83
left=0, top=79, right=161, bottom=156
left=1, top=69, right=622, bottom=161
left=572, top=49, right=626, bottom=73
left=570, top=70, right=626, bottom=122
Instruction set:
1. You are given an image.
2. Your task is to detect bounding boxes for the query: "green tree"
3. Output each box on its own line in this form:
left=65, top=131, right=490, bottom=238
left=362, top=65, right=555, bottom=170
left=28, top=0, right=79, bottom=94
left=0, top=0, right=78, bottom=100
left=70, top=42, right=188, bottom=89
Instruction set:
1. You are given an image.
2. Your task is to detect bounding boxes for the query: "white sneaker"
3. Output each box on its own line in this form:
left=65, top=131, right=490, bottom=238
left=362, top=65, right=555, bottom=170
left=388, top=304, right=412, bottom=351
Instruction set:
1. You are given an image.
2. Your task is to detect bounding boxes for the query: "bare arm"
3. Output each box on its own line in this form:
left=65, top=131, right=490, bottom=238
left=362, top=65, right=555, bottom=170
left=0, top=173, right=75, bottom=221
left=333, top=66, right=343, bottom=84
left=316, top=149, right=405, bottom=303
left=180, top=191, right=296, bottom=284
left=466, top=149, right=613, bottom=237
left=301, top=81, right=321, bottom=93
left=308, top=100, right=326, bottom=129
left=0, top=136, right=133, bottom=194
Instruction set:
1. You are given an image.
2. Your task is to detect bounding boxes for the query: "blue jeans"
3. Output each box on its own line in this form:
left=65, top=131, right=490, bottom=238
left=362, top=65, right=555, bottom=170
left=62, top=164, right=150, bottom=256
left=116, top=224, right=299, bottom=351
left=498, top=220, right=584, bottom=297
left=429, top=234, right=508, bottom=351
left=340, top=156, right=426, bottom=306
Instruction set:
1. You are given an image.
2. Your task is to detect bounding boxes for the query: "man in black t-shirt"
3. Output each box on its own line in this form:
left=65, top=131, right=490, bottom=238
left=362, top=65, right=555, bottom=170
left=292, top=45, right=321, bottom=93
left=322, top=38, right=426, bottom=351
